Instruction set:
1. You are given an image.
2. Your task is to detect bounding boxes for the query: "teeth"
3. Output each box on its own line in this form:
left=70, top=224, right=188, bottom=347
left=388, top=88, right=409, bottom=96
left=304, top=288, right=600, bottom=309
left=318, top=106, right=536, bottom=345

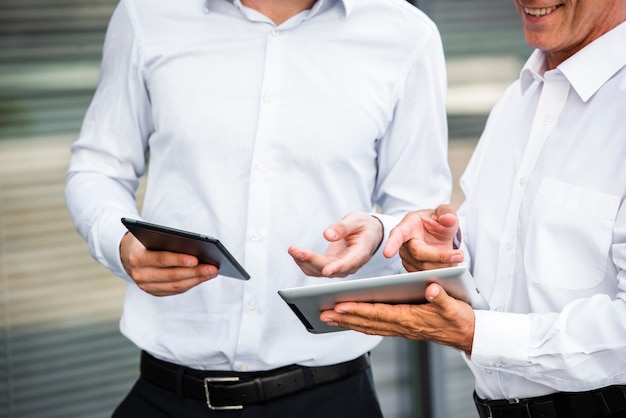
left=523, top=5, right=560, bottom=17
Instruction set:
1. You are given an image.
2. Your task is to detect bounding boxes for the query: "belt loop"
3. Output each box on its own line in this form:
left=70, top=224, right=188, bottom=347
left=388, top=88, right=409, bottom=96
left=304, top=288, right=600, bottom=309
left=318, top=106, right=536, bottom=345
left=253, top=377, right=265, bottom=403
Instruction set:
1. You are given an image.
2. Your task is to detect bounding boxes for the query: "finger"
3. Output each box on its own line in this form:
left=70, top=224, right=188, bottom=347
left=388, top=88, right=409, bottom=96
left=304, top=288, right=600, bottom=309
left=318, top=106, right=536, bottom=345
left=436, top=212, right=458, bottom=228
left=383, top=211, right=427, bottom=258
left=433, top=204, right=457, bottom=221
left=148, top=250, right=200, bottom=268
left=320, top=260, right=355, bottom=278
left=320, top=244, right=370, bottom=277
left=323, top=212, right=367, bottom=243
left=287, top=246, right=322, bottom=265
left=134, top=263, right=216, bottom=284
left=134, top=264, right=218, bottom=296
left=320, top=303, right=409, bottom=337
left=127, top=247, right=200, bottom=270
left=352, top=302, right=417, bottom=322
left=383, top=225, right=411, bottom=258
left=139, top=275, right=211, bottom=296
left=320, top=312, right=384, bottom=335
left=287, top=246, right=329, bottom=276
left=399, top=243, right=463, bottom=267
left=324, top=223, right=347, bottom=243
left=424, top=282, right=461, bottom=316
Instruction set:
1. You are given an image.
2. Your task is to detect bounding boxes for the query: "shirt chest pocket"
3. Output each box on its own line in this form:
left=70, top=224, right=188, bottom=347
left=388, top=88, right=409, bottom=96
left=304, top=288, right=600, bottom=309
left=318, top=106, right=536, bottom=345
left=524, top=178, right=619, bottom=290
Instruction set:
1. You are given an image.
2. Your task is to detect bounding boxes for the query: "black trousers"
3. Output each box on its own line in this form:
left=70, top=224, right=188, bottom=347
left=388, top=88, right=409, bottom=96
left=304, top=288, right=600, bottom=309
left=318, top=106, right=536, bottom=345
left=112, top=368, right=384, bottom=418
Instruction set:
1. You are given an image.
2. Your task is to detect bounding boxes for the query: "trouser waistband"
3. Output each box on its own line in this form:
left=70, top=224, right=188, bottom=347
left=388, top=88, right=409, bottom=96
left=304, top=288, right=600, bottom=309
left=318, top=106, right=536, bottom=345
left=474, top=386, right=626, bottom=418
left=140, top=351, right=370, bottom=410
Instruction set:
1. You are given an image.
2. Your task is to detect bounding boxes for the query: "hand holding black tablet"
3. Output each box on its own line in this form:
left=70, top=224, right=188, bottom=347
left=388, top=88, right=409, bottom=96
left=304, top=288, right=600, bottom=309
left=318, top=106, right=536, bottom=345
left=121, top=218, right=250, bottom=280
left=278, top=266, right=488, bottom=334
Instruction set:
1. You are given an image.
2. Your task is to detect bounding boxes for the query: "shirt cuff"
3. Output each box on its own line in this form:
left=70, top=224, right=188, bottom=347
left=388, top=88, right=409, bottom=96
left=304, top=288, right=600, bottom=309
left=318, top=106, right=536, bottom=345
left=365, top=212, right=403, bottom=274
left=470, top=310, right=531, bottom=369
left=90, top=214, right=135, bottom=282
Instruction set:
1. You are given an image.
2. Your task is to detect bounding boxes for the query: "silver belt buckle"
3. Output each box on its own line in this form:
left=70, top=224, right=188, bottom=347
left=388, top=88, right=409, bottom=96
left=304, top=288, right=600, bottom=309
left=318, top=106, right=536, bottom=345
left=486, top=404, right=493, bottom=418
left=203, top=377, right=243, bottom=410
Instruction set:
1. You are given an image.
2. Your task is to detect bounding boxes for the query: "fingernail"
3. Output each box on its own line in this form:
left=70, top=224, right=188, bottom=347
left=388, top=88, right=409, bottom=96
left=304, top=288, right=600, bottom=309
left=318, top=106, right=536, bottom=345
left=427, top=286, right=440, bottom=301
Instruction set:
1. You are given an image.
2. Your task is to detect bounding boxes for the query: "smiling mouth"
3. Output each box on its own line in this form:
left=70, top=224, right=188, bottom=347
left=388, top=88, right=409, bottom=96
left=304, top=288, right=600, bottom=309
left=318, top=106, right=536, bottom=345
left=523, top=4, right=563, bottom=17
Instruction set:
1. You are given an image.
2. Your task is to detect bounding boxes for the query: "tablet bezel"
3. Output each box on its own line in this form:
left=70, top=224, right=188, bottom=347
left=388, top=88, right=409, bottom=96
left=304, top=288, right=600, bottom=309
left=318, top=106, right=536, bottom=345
left=278, top=266, right=489, bottom=334
left=121, top=218, right=250, bottom=280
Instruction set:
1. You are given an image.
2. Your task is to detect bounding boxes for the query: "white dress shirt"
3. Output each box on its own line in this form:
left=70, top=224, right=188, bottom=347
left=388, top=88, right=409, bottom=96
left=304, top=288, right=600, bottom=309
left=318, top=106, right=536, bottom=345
left=65, top=0, right=451, bottom=371
left=460, top=21, right=626, bottom=399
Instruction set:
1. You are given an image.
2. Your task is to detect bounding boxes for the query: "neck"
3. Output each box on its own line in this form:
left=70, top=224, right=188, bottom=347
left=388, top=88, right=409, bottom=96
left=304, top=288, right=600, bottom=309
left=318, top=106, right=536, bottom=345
left=240, top=0, right=318, bottom=25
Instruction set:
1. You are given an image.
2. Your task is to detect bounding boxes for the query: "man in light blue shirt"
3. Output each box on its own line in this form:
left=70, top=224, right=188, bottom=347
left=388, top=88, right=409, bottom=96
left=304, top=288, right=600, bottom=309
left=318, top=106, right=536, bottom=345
left=65, top=0, right=451, bottom=416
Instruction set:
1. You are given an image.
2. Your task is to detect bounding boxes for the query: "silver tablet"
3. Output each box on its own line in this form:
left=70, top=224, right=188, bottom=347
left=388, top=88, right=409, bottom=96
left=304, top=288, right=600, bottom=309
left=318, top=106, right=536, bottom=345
left=278, top=266, right=489, bottom=334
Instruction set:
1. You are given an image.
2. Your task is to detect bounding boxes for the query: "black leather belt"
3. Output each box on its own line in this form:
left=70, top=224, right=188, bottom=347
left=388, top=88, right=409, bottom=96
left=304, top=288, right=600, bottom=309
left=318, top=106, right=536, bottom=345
left=140, top=351, right=370, bottom=410
left=474, top=386, right=626, bottom=418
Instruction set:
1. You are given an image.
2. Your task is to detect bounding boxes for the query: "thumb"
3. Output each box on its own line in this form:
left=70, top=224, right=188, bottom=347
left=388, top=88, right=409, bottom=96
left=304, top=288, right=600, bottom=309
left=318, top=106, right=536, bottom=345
left=324, top=224, right=346, bottom=242
left=425, top=283, right=446, bottom=304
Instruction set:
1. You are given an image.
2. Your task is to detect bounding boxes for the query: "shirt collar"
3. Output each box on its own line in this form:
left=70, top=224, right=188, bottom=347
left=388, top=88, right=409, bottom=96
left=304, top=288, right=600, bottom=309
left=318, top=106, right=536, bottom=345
left=210, top=0, right=353, bottom=18
left=341, top=0, right=355, bottom=16
left=520, top=20, right=626, bottom=102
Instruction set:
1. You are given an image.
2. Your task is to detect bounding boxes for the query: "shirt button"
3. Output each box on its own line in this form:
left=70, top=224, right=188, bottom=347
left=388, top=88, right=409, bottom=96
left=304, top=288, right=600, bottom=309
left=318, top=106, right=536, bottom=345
left=251, top=233, right=261, bottom=242
left=505, top=242, right=513, bottom=251
left=271, top=28, right=280, bottom=37
left=543, top=116, right=551, bottom=126
left=519, top=177, right=526, bottom=186
left=240, top=363, right=249, bottom=372
left=263, top=94, right=272, bottom=103
left=494, top=361, right=502, bottom=368
left=257, top=163, right=268, bottom=171
left=248, top=300, right=257, bottom=311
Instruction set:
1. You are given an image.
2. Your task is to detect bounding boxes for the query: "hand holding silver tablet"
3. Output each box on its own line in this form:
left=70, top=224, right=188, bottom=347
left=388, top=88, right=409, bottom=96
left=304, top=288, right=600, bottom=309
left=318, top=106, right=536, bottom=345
left=278, top=266, right=489, bottom=334
left=121, top=218, right=250, bottom=280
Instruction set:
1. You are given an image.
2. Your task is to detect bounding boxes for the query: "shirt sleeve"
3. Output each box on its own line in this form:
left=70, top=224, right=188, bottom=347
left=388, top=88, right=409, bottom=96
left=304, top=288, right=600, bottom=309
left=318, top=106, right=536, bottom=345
left=368, top=26, right=452, bottom=270
left=65, top=1, right=153, bottom=280
left=470, top=200, right=626, bottom=390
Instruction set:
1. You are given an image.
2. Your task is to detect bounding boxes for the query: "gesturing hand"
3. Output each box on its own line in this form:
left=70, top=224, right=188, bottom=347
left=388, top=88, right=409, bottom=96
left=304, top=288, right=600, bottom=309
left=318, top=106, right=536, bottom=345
left=288, top=211, right=384, bottom=277
left=383, top=204, right=464, bottom=271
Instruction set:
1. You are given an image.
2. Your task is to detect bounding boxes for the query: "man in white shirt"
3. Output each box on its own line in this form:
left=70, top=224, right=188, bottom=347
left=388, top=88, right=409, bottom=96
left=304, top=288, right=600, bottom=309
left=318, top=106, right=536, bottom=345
left=64, top=0, right=451, bottom=416
left=320, top=1, right=626, bottom=417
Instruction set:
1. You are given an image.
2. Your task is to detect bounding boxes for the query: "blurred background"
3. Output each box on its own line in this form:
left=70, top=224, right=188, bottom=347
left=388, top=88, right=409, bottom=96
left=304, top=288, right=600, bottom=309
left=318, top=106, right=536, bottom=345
left=0, top=1, right=531, bottom=417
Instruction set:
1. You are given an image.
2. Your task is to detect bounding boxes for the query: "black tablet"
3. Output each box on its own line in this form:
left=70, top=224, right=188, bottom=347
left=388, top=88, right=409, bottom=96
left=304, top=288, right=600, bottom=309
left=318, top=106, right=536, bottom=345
left=278, top=266, right=489, bottom=334
left=121, top=218, right=250, bottom=280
